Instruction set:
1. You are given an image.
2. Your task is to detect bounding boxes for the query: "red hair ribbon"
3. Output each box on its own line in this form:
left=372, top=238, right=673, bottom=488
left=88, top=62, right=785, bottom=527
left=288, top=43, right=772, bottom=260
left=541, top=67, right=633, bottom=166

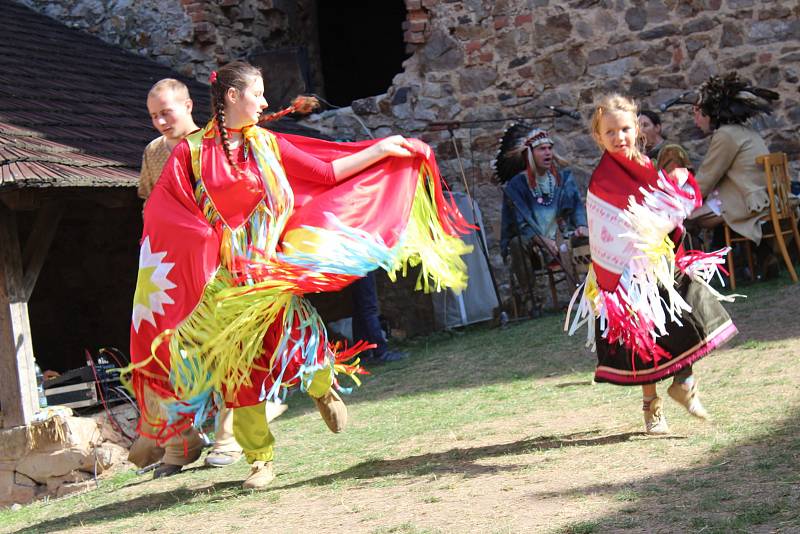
left=209, top=70, right=218, bottom=84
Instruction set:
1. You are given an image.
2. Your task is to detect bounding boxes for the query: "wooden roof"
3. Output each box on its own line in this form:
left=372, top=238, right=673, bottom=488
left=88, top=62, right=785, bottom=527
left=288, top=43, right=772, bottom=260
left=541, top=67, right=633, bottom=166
left=0, top=1, right=216, bottom=190
left=0, top=0, right=322, bottom=192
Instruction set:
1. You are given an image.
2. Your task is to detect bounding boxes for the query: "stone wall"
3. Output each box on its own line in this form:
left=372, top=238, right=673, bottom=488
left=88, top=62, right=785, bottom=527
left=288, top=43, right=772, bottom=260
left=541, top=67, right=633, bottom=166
left=16, top=0, right=323, bottom=86
left=18, top=0, right=800, bottom=334
left=0, top=411, right=129, bottom=507
left=303, top=0, right=800, bottom=328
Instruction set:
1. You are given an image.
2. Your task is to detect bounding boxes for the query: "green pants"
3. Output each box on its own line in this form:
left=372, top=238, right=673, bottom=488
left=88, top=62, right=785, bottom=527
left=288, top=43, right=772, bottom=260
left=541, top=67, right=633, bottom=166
left=232, top=365, right=333, bottom=463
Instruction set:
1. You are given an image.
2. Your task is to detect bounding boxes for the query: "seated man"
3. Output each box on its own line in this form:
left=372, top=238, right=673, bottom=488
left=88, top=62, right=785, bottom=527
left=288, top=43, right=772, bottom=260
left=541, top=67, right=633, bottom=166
left=494, top=125, right=588, bottom=310
left=687, top=72, right=780, bottom=275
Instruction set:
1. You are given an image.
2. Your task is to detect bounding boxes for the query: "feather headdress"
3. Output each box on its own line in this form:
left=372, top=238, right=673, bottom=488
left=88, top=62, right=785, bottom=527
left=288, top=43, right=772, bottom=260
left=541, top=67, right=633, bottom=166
left=492, top=122, right=566, bottom=184
left=698, top=72, right=779, bottom=128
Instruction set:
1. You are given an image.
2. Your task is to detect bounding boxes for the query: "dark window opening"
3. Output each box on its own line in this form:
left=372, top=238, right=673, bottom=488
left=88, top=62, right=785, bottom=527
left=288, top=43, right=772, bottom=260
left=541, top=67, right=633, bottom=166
left=316, top=1, right=410, bottom=107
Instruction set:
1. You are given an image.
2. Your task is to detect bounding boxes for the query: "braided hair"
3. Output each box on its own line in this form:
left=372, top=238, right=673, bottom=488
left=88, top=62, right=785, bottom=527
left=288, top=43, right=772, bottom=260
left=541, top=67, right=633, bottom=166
left=209, top=61, right=262, bottom=170
left=697, top=72, right=779, bottom=130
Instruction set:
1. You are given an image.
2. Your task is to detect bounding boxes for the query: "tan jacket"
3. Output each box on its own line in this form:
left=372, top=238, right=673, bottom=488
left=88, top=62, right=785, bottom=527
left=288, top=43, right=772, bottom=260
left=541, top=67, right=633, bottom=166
left=137, top=136, right=171, bottom=201
left=695, top=124, right=769, bottom=244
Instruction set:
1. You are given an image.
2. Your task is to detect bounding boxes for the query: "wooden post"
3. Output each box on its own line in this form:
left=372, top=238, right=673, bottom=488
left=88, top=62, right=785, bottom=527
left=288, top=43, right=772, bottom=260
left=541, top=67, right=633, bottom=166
left=0, top=205, right=38, bottom=428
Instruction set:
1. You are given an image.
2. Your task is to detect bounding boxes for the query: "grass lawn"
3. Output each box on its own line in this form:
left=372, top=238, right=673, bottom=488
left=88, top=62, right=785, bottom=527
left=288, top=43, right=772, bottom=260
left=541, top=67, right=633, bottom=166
left=1, top=276, right=798, bottom=533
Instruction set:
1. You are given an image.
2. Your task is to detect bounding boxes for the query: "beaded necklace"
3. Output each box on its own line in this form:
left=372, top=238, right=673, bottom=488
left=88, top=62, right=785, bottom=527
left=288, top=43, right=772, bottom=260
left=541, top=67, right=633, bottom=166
left=529, top=171, right=555, bottom=206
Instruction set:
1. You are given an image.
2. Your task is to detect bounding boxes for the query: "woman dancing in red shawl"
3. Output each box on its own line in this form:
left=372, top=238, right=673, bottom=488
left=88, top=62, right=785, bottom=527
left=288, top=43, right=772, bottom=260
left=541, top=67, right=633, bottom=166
left=126, top=61, right=470, bottom=489
left=567, top=94, right=738, bottom=434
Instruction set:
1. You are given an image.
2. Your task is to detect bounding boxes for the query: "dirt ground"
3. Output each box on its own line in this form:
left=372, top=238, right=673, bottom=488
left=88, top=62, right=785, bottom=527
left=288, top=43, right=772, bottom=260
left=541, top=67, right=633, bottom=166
left=5, top=283, right=799, bottom=534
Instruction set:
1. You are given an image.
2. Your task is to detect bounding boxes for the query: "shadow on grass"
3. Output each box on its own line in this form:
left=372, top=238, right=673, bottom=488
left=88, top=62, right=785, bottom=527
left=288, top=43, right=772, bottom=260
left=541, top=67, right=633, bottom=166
left=9, top=429, right=677, bottom=533
left=9, top=480, right=243, bottom=534
left=275, top=429, right=683, bottom=489
left=548, top=406, right=800, bottom=533
left=326, top=275, right=800, bottom=410
left=724, top=279, right=800, bottom=345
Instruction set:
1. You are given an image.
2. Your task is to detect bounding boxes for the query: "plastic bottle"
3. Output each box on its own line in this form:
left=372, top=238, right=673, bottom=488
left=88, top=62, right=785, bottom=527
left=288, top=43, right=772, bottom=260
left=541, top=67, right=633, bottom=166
left=34, top=362, right=48, bottom=409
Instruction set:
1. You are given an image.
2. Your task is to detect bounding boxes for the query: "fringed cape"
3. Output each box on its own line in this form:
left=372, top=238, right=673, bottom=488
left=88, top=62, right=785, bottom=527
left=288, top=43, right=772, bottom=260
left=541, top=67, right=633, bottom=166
left=566, top=151, right=736, bottom=380
left=126, top=121, right=471, bottom=443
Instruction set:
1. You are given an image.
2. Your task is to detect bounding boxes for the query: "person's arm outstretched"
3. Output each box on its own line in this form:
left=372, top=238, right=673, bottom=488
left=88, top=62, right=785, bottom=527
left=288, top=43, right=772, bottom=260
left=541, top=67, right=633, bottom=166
left=331, top=135, right=415, bottom=180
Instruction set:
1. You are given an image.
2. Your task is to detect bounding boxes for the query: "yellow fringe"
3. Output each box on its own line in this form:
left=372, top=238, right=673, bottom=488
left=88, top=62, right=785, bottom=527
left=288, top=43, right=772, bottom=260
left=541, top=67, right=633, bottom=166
left=389, top=164, right=471, bottom=292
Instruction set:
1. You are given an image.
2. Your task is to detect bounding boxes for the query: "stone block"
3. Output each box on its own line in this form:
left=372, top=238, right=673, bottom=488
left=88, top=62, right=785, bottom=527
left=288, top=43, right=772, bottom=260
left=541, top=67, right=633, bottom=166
left=640, top=24, right=679, bottom=40
left=0, top=470, right=13, bottom=501
left=780, top=51, right=800, bottom=63
left=533, top=13, right=572, bottom=48
left=46, top=470, right=93, bottom=493
left=721, top=51, right=755, bottom=70
left=465, top=40, right=482, bottom=54
left=508, top=56, right=529, bottom=69
left=458, top=66, right=498, bottom=93
left=352, top=96, right=380, bottom=115
left=0, top=426, right=29, bottom=461
left=422, top=29, right=464, bottom=70
left=588, top=57, right=637, bottom=78
left=80, top=443, right=128, bottom=474
left=754, top=65, right=781, bottom=88
left=14, top=472, right=37, bottom=488
left=10, top=483, right=37, bottom=505
left=62, top=417, right=102, bottom=449
left=495, top=29, right=525, bottom=58
left=757, top=5, right=792, bottom=20
left=407, top=20, right=427, bottom=32
left=617, top=41, right=647, bottom=58
left=719, top=22, right=742, bottom=49
left=16, top=448, right=89, bottom=484
left=625, top=7, right=647, bottom=31
left=515, top=14, right=532, bottom=26
left=687, top=50, right=718, bottom=85
left=453, top=24, right=485, bottom=40
left=657, top=74, right=687, bottom=88
left=749, top=20, right=800, bottom=45
left=408, top=10, right=429, bottom=22
left=587, top=48, right=617, bottom=66
left=630, top=76, right=657, bottom=96
left=682, top=17, right=716, bottom=35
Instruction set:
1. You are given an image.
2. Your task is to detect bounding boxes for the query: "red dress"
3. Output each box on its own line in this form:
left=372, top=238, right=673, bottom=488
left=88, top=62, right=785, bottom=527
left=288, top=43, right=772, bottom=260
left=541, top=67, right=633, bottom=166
left=128, top=122, right=470, bottom=441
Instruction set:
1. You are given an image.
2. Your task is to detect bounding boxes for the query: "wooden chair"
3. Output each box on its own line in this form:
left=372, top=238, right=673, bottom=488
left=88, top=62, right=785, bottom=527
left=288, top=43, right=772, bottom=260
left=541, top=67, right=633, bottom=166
left=723, top=152, right=800, bottom=289
left=507, top=236, right=571, bottom=315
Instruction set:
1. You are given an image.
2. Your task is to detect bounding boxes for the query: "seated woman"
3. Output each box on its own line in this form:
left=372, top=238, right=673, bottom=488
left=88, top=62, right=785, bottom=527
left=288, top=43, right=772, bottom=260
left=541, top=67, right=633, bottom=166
left=638, top=109, right=693, bottom=174
left=687, top=73, right=779, bottom=272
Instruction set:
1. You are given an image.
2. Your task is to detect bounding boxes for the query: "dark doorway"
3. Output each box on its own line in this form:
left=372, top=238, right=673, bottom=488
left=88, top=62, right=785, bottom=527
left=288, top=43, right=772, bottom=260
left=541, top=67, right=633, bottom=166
left=316, top=1, right=410, bottom=106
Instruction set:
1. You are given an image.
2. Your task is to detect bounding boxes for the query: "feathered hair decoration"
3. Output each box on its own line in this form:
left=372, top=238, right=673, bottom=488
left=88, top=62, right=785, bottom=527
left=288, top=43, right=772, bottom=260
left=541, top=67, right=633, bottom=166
left=493, top=122, right=534, bottom=184
left=492, top=122, right=566, bottom=184
left=698, top=72, right=779, bottom=128
left=260, top=95, right=321, bottom=123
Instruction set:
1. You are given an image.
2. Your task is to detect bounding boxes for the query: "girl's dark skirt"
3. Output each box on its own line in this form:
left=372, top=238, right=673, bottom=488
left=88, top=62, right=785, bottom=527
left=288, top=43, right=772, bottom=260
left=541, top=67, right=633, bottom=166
left=594, top=273, right=737, bottom=385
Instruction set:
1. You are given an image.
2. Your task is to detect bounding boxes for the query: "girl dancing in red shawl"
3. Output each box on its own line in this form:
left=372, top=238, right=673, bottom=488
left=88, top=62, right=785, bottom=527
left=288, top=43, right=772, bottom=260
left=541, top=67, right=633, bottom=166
left=126, top=61, right=470, bottom=489
left=567, top=94, right=738, bottom=434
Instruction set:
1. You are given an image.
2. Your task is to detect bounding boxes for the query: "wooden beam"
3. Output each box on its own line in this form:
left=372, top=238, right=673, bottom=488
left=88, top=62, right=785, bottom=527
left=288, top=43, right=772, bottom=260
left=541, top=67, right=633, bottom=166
left=21, top=202, right=64, bottom=301
left=0, top=205, right=38, bottom=428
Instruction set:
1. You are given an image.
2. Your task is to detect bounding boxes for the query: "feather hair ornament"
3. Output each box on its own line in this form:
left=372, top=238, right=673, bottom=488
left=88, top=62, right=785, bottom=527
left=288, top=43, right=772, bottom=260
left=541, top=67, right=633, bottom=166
left=260, top=95, right=321, bottom=123
left=698, top=72, right=779, bottom=128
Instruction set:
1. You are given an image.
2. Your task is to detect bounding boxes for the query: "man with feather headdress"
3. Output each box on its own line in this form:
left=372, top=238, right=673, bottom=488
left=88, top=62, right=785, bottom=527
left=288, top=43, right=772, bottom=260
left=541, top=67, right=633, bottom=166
left=495, top=124, right=588, bottom=305
left=688, top=72, right=780, bottom=246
